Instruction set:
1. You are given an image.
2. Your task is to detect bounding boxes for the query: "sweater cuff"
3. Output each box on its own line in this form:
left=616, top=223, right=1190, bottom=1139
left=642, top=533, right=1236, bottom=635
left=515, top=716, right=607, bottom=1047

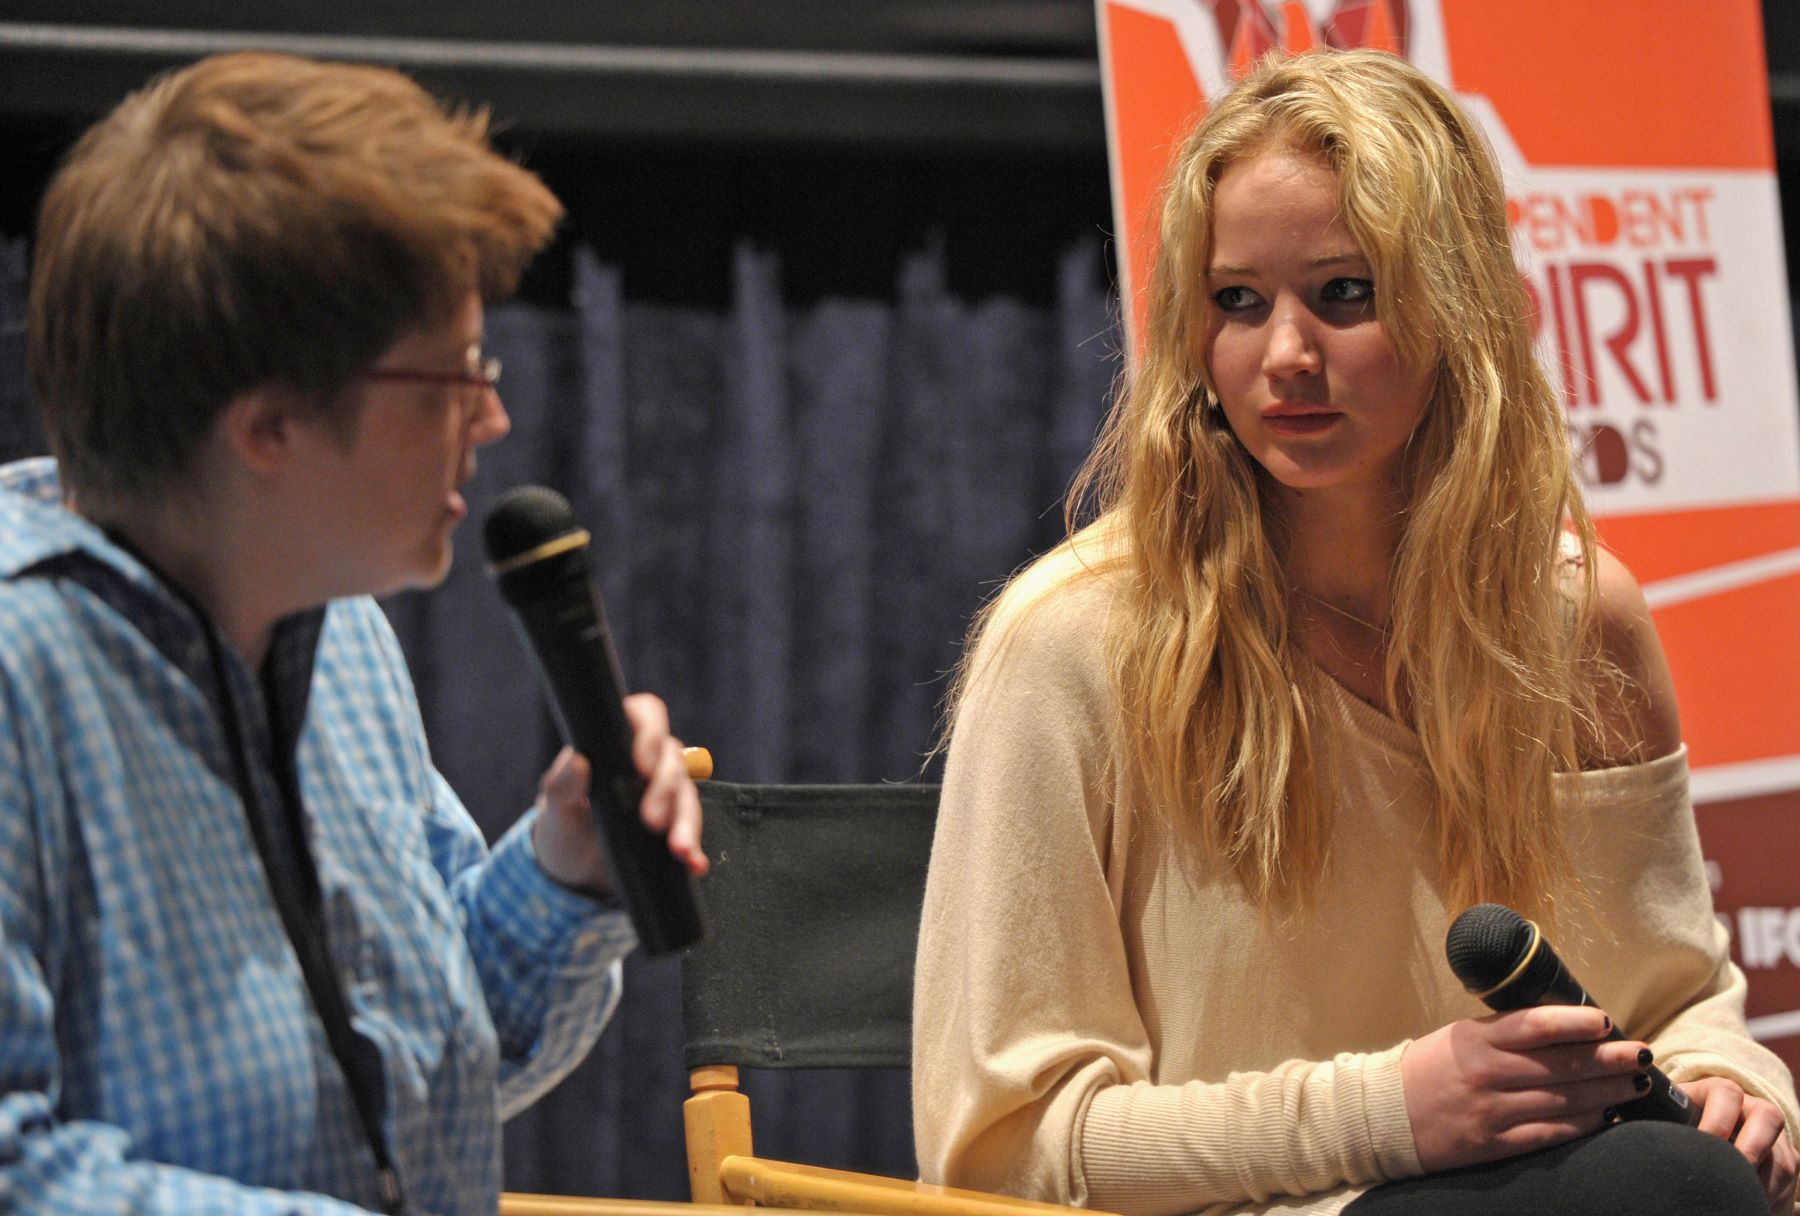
left=1078, top=1044, right=1424, bottom=1211
left=1362, top=1042, right=1424, bottom=1182
left=484, top=809, right=636, bottom=960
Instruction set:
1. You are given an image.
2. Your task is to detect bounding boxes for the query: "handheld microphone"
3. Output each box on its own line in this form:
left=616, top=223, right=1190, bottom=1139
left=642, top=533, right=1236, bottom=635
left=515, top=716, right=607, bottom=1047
left=1445, top=903, right=1699, bottom=1127
left=483, top=485, right=704, bottom=957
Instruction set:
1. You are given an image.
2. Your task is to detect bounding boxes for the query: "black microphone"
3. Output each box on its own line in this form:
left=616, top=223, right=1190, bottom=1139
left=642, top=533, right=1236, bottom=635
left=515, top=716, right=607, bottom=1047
left=483, top=485, right=704, bottom=957
left=1445, top=903, right=1699, bottom=1127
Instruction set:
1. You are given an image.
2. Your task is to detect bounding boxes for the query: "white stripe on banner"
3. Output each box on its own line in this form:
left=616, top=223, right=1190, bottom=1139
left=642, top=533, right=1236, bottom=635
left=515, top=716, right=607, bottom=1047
left=1690, top=756, right=1800, bottom=805
left=1640, top=545, right=1800, bottom=610
left=1746, top=1010, right=1800, bottom=1042
left=1625, top=550, right=1800, bottom=801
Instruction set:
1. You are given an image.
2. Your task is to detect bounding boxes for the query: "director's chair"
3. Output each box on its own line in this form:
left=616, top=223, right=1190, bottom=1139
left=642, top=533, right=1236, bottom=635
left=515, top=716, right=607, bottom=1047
left=681, top=779, right=1108, bottom=1216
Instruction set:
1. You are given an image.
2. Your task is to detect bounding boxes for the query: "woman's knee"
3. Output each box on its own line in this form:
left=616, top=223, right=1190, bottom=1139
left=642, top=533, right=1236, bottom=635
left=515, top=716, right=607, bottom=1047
left=1348, top=1120, right=1767, bottom=1216
left=1562, top=1120, right=1765, bottom=1215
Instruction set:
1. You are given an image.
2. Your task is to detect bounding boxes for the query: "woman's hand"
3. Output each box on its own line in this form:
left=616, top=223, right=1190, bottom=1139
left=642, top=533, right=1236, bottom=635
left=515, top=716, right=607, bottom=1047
left=1400, top=1007, right=1651, bottom=1172
left=1678, top=1076, right=1797, bottom=1213
left=531, top=692, right=708, bottom=896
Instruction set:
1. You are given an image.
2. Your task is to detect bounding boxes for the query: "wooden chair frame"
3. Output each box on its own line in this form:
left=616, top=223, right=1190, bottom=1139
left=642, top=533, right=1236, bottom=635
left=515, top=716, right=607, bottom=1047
left=684, top=1064, right=1098, bottom=1216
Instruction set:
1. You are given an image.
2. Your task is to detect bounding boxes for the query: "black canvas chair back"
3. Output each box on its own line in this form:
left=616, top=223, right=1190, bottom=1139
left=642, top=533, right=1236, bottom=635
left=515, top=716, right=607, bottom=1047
left=678, top=779, right=1117, bottom=1216
left=682, top=781, right=941, bottom=1071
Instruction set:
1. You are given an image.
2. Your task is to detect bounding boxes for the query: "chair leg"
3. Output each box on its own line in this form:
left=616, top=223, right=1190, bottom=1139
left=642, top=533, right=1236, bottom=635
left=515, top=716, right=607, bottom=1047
left=685, top=1065, right=756, bottom=1206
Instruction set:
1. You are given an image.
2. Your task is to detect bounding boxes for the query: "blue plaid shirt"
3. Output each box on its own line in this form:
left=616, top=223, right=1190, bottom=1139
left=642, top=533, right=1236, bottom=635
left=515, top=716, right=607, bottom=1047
left=0, top=458, right=634, bottom=1215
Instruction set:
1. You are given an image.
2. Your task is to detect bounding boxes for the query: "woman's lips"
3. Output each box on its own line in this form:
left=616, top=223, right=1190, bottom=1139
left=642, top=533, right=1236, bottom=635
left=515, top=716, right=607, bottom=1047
left=1262, top=406, right=1342, bottom=437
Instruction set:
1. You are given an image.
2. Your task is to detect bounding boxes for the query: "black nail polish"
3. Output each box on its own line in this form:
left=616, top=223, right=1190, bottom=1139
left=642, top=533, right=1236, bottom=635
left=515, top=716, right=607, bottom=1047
left=1602, top=1107, right=1619, bottom=1125
left=1602, top=1015, right=1613, bottom=1032
left=1633, top=1073, right=1651, bottom=1093
left=1637, top=1047, right=1654, bottom=1067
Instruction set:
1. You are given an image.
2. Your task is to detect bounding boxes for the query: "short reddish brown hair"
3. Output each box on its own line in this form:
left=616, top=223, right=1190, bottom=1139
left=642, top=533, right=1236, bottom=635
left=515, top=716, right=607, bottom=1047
left=29, top=51, right=562, bottom=513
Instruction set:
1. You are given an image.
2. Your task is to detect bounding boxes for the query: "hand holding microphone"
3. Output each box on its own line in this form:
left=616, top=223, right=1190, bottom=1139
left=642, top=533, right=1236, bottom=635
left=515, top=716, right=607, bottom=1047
left=484, top=486, right=706, bottom=956
left=1445, top=903, right=1699, bottom=1127
left=532, top=701, right=706, bottom=892
left=1398, top=997, right=1655, bottom=1172
left=1395, top=903, right=1679, bottom=1174
left=1425, top=904, right=1797, bottom=1210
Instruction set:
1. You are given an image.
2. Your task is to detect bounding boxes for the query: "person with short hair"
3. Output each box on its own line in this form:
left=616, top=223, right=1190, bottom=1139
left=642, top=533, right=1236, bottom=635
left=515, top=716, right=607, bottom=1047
left=0, top=51, right=704, bottom=1215
left=912, top=49, right=1797, bottom=1216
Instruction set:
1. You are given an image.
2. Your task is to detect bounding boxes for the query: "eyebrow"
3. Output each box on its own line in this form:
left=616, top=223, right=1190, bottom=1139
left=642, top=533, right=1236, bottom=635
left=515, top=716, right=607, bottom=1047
left=1208, top=253, right=1369, bottom=277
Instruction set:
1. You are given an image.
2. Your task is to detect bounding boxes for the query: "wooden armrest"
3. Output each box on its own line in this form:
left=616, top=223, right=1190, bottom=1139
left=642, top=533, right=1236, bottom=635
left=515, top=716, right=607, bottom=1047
left=501, top=1194, right=825, bottom=1216
left=684, top=747, right=714, bottom=781
left=717, top=1158, right=1112, bottom=1216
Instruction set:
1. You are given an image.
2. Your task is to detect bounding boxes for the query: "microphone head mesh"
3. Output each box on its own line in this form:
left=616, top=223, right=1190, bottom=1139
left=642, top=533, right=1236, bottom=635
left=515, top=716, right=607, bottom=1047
left=483, top=486, right=578, bottom=566
left=1445, top=903, right=1535, bottom=993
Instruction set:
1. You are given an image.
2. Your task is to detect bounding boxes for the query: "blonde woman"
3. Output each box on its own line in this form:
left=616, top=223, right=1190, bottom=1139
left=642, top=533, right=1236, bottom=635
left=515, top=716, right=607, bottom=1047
left=912, top=50, right=1796, bottom=1216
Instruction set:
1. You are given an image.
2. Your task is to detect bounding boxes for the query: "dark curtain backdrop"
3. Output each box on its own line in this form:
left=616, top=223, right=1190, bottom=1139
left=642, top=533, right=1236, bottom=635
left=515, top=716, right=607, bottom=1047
left=0, top=238, right=1117, bottom=1200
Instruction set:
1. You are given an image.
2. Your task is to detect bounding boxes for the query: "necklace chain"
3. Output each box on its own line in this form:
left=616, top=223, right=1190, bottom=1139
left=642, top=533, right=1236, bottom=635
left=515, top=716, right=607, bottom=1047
left=1293, top=587, right=1389, bottom=635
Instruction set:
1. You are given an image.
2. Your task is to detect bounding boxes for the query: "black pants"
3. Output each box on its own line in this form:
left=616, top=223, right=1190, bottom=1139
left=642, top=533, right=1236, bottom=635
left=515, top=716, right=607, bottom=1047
left=1344, top=1121, right=1768, bottom=1216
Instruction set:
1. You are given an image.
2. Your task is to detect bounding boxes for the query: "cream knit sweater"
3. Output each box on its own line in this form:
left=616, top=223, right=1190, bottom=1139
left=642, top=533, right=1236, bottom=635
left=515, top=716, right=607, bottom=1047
left=912, top=549, right=1797, bottom=1216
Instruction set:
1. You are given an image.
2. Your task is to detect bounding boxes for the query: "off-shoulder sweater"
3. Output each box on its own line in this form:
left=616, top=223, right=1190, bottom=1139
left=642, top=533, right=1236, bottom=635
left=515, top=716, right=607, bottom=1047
left=912, top=549, right=1798, bottom=1216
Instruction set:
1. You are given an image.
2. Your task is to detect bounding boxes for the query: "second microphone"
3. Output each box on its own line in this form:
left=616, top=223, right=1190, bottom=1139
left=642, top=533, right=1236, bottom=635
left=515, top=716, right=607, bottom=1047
left=1446, top=902, right=1699, bottom=1127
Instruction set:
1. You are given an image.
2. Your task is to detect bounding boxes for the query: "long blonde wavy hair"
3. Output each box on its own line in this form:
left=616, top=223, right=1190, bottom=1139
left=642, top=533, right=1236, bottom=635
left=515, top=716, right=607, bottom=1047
left=952, top=50, right=1599, bottom=925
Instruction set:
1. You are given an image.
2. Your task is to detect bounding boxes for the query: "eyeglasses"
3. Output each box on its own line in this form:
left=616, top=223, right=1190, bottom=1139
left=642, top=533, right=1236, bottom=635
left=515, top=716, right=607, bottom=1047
left=359, top=353, right=501, bottom=395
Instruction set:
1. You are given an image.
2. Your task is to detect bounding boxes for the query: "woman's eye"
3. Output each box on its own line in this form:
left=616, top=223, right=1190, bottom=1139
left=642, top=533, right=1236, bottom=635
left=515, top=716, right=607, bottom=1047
left=1322, top=277, right=1375, bottom=304
left=1213, top=285, right=1261, bottom=311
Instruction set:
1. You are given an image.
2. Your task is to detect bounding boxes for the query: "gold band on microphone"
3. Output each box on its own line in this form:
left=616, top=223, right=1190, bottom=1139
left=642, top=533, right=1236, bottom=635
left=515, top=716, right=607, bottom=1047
left=486, top=528, right=591, bottom=577
left=1470, top=918, right=1543, bottom=1001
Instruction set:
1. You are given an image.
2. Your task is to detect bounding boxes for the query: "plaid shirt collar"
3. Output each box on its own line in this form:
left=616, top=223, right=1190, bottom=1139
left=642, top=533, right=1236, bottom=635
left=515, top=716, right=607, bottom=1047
left=0, top=456, right=324, bottom=754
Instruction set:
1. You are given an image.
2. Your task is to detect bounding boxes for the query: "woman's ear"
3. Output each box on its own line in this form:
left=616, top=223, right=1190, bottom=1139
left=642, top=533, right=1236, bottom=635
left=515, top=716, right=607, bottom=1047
left=216, top=388, right=299, bottom=478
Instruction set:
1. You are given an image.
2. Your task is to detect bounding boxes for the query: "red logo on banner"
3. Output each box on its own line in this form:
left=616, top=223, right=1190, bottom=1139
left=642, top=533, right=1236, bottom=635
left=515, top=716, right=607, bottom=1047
left=1209, top=1, right=1410, bottom=72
